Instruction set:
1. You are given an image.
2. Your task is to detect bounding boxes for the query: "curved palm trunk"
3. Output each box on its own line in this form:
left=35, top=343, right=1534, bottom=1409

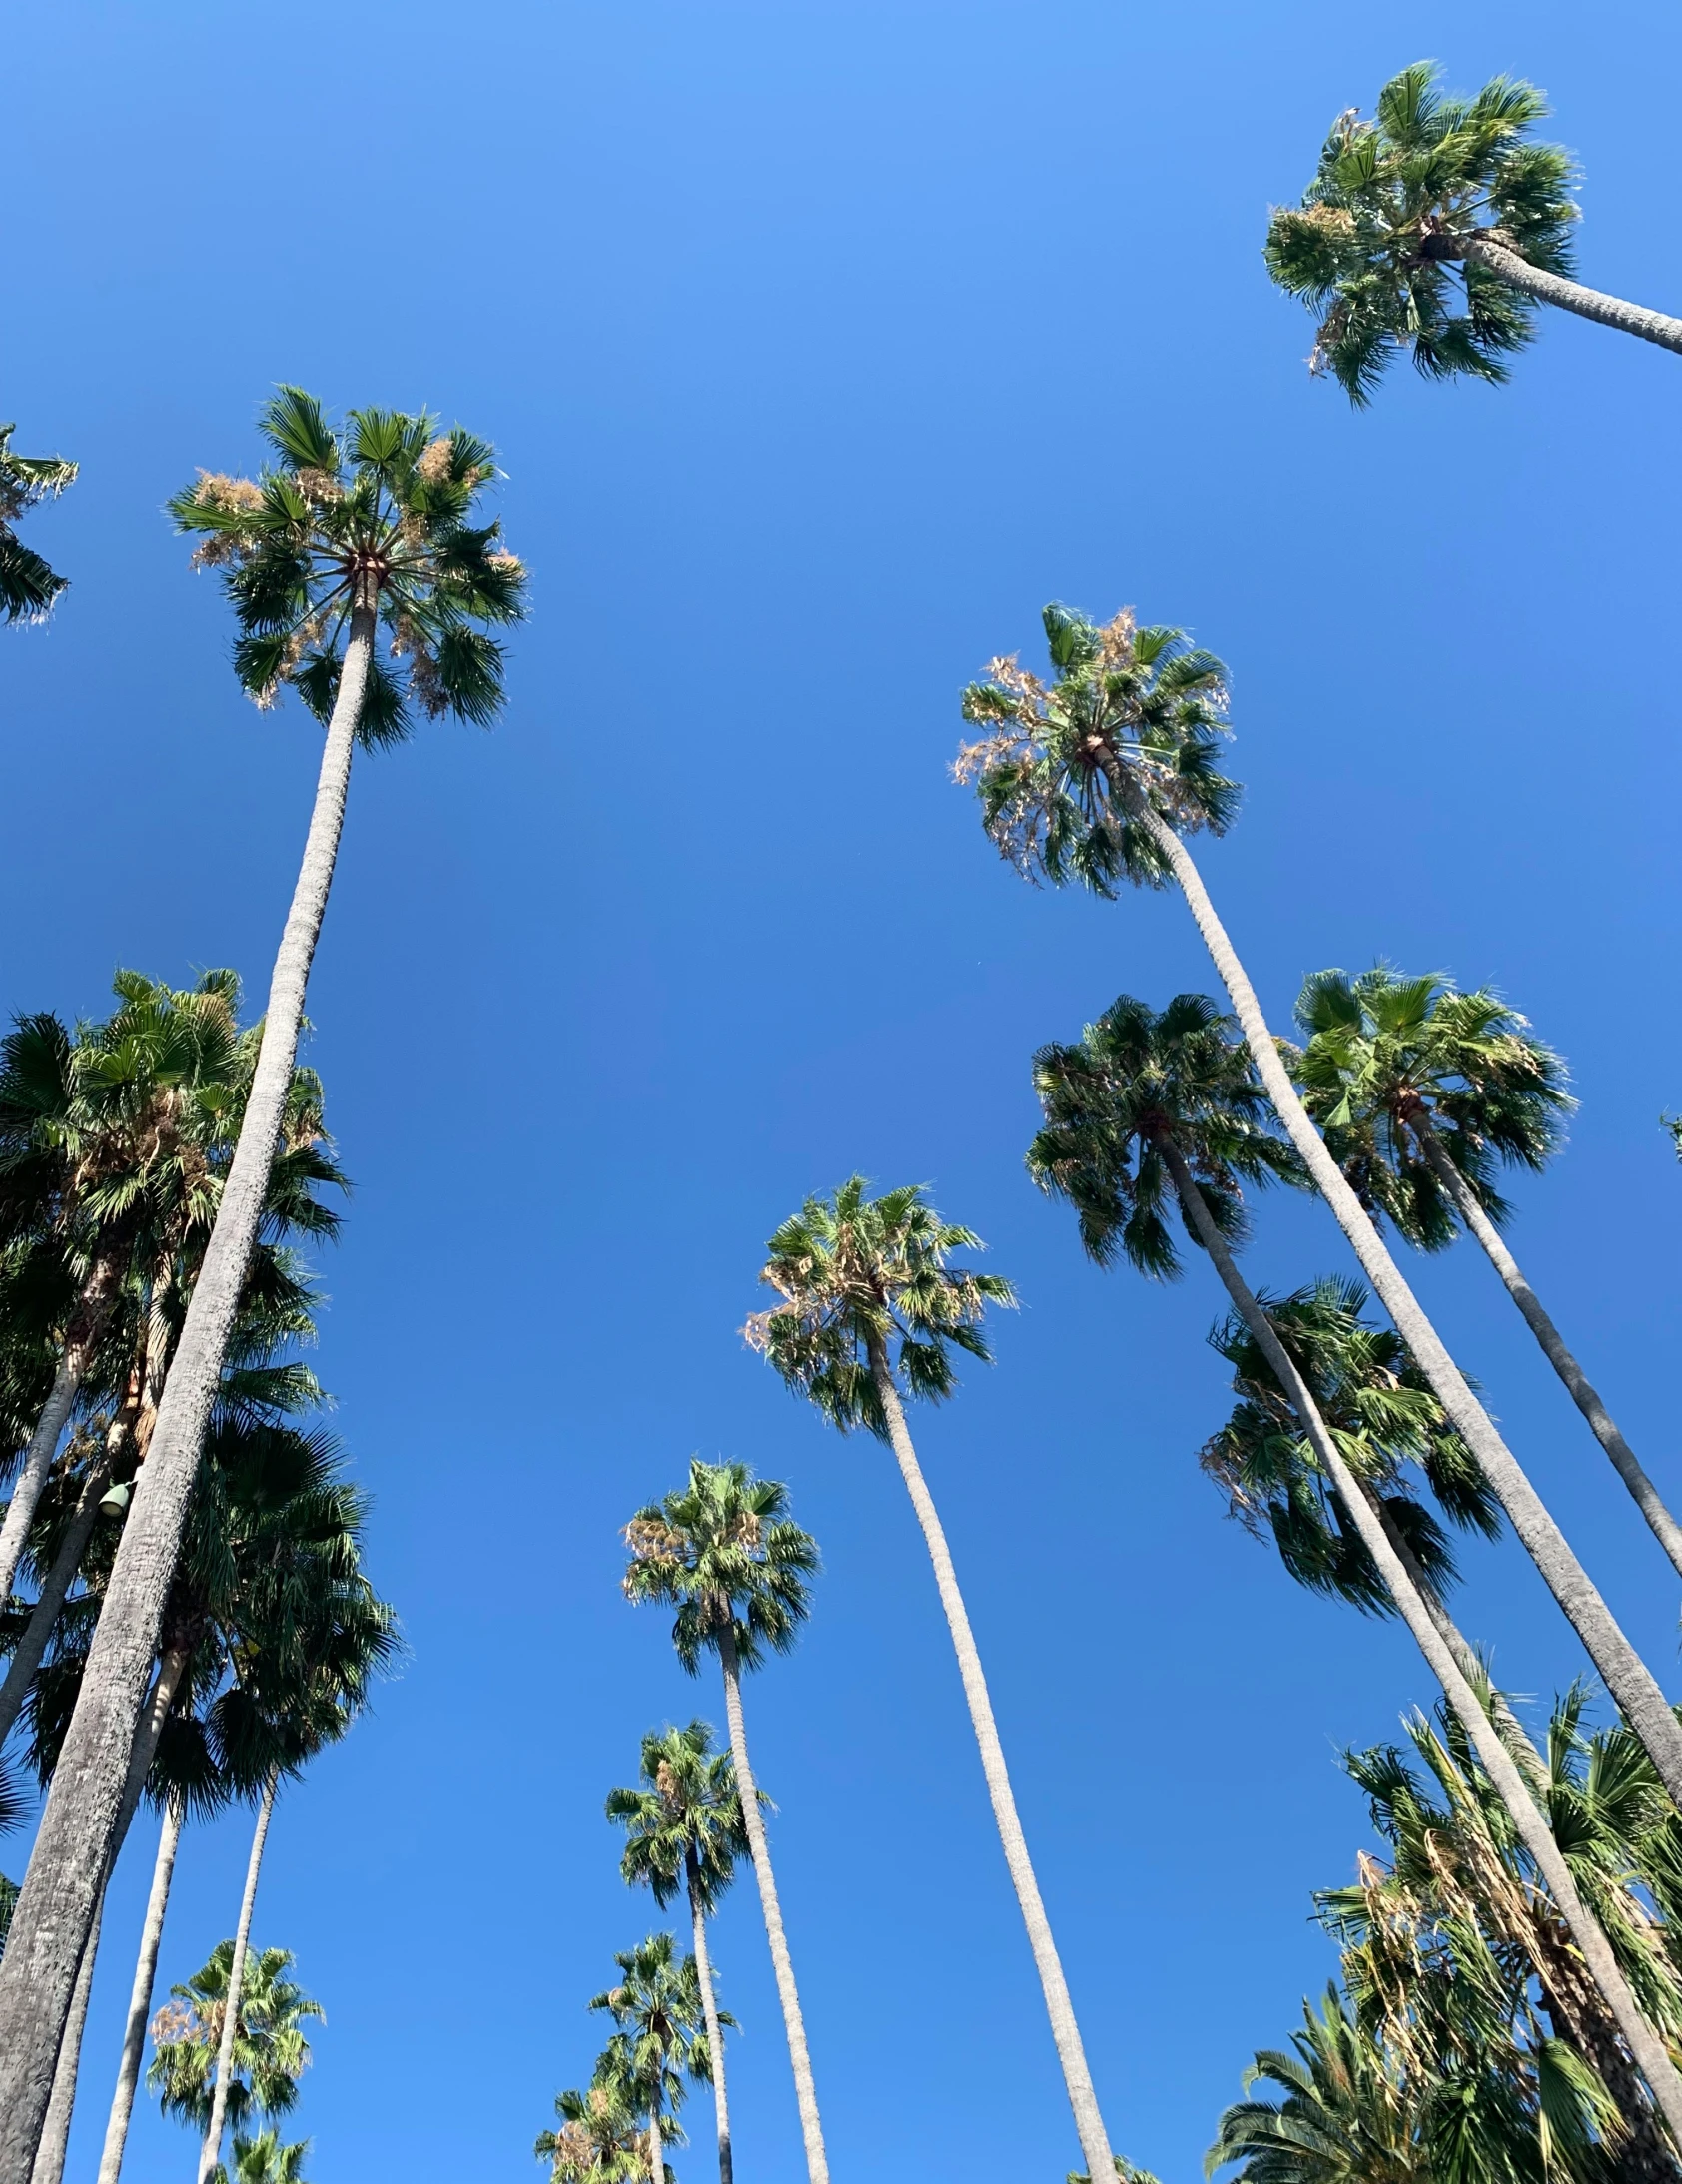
left=1113, top=772, right=1682, bottom=1812
left=1414, top=1123, right=1682, bottom=1580
left=0, top=1456, right=111, bottom=1752
left=715, top=1626, right=828, bottom=2184
left=1160, top=1136, right=1682, bottom=2142
left=686, top=1855, right=732, bottom=2184
left=1454, top=234, right=1682, bottom=356
left=0, top=604, right=374, bottom=2183
left=198, top=1772, right=278, bottom=2184
left=97, top=1793, right=185, bottom=2184
left=866, top=1335, right=1116, bottom=2183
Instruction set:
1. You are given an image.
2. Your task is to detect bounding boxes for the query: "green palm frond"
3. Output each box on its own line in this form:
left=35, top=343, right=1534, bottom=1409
left=0, top=424, right=76, bottom=624
left=622, top=1460, right=819, bottom=1677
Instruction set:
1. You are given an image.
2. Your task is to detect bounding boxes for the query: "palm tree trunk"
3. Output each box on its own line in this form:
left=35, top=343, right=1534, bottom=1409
left=1159, top=1135, right=1682, bottom=2142
left=715, top=1625, right=828, bottom=2184
left=648, top=2107, right=663, bottom=2184
left=1454, top=233, right=1682, bottom=355
left=1414, top=1122, right=1682, bottom=1580
left=687, top=1857, right=732, bottom=2184
left=1110, top=766, right=1682, bottom=1811
left=0, top=1455, right=111, bottom=1752
left=198, top=1772, right=278, bottom=2184
left=97, top=1793, right=185, bottom=2184
left=0, top=1247, right=125, bottom=1610
left=866, top=1333, right=1116, bottom=2183
left=0, top=602, right=374, bottom=2184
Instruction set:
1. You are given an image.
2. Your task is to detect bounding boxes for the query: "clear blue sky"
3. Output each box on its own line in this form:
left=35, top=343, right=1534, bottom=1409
left=8, top=3, right=1682, bottom=2180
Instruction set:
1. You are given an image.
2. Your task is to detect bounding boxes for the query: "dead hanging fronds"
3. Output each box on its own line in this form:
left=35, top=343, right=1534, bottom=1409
left=186, top=472, right=265, bottom=569
left=292, top=466, right=343, bottom=505
left=417, top=438, right=454, bottom=486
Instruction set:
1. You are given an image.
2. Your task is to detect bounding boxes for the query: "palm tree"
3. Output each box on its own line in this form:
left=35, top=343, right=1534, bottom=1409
left=535, top=2086, right=646, bottom=2183
left=748, top=1176, right=1119, bottom=2184
left=958, top=605, right=1682, bottom=1820
left=0, top=426, right=76, bottom=623
left=212, top=2126, right=310, bottom=2184
left=1207, top=1988, right=1422, bottom=2184
left=622, top=1461, right=828, bottom=2184
left=147, top=1945, right=322, bottom=2133
left=607, top=1723, right=749, bottom=2184
left=0, top=393, right=522, bottom=2169
left=1288, top=966, right=1682, bottom=1579
left=1263, top=63, right=1682, bottom=403
left=589, top=1934, right=713, bottom=2184
left=1024, top=989, right=1682, bottom=2139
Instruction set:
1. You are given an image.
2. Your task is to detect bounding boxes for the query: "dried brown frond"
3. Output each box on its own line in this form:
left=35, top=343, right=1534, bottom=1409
left=487, top=550, right=524, bottom=576
left=417, top=438, right=454, bottom=485
left=624, top=1517, right=684, bottom=1563
left=194, top=472, right=264, bottom=514
left=293, top=466, right=343, bottom=504
left=740, top=1310, right=777, bottom=1354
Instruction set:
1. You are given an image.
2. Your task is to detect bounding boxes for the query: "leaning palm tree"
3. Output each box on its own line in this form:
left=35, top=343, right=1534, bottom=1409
left=1263, top=62, right=1682, bottom=403
left=589, top=1933, right=712, bottom=2184
left=623, top=1461, right=828, bottom=2184
left=1289, top=965, right=1682, bottom=1579
left=0, top=390, right=522, bottom=2169
left=607, top=1723, right=749, bottom=2184
left=0, top=426, right=76, bottom=623
left=957, top=606, right=1682, bottom=1822
left=1025, top=989, right=1682, bottom=2138
left=747, top=1176, right=1119, bottom=2184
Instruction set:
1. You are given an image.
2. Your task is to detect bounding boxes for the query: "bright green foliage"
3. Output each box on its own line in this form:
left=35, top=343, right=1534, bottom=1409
left=1201, top=1276, right=1499, bottom=1616
left=147, top=1943, right=323, bottom=2133
left=1288, top=968, right=1570, bottom=1249
left=956, top=605, right=1237, bottom=896
left=747, top=1176, right=1014, bottom=1434
left=211, top=2126, right=310, bottom=2184
left=1207, top=1986, right=1421, bottom=2184
left=623, top=1461, right=818, bottom=1678
left=1264, top=63, right=1578, bottom=403
left=535, top=2085, right=647, bottom=2182
left=606, top=1720, right=751, bottom=1917
left=1027, top=992, right=1302, bottom=1278
left=589, top=1932, right=718, bottom=2139
left=168, top=386, right=526, bottom=742
left=0, top=425, right=76, bottom=622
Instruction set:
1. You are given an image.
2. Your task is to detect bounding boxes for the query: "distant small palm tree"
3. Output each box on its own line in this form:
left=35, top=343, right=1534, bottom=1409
left=589, top=1933, right=713, bottom=2184
left=147, top=1945, right=321, bottom=2134
left=0, top=426, right=76, bottom=622
left=212, top=2128, right=309, bottom=2184
left=535, top=2086, right=644, bottom=2183
left=1264, top=62, right=1682, bottom=403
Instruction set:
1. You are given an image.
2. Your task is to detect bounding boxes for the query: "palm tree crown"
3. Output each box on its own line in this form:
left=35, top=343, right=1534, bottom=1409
left=1027, top=992, right=1303, bottom=1276
left=535, top=2086, right=646, bottom=2183
left=955, top=604, right=1237, bottom=896
left=147, top=1944, right=322, bottom=2133
left=606, top=1721, right=750, bottom=1916
left=1264, top=63, right=1577, bottom=402
left=589, top=1932, right=716, bottom=2131
left=746, top=1176, right=1014, bottom=1434
left=623, top=1460, right=817, bottom=1676
left=168, top=387, right=526, bottom=739
left=0, top=424, right=76, bottom=623
left=1288, top=966, right=1570, bottom=1248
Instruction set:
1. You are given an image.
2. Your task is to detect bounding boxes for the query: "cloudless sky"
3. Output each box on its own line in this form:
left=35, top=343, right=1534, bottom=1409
left=7, top=4, right=1682, bottom=2181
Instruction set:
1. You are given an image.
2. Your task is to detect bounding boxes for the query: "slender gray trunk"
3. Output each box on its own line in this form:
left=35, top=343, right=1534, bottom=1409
left=687, top=1858, right=732, bottom=2184
left=1415, top=1123, right=1682, bottom=1581
left=866, top=1335, right=1116, bottom=2183
left=1160, top=1136, right=1682, bottom=2142
left=198, top=1773, right=277, bottom=2184
left=1455, top=233, right=1682, bottom=356
left=716, top=1627, right=828, bottom=2184
left=0, top=1455, right=111, bottom=1752
left=1114, top=772, right=1682, bottom=1811
left=0, top=603, right=373, bottom=2182
left=648, top=2106, right=663, bottom=2184
left=97, top=1793, right=185, bottom=2184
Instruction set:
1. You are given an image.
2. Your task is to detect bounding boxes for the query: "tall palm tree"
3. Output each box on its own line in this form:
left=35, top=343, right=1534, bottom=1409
left=622, top=1460, right=828, bottom=2184
left=1288, top=966, right=1682, bottom=1578
left=0, top=426, right=76, bottom=623
left=606, top=1723, right=749, bottom=2184
left=1263, top=63, right=1682, bottom=403
left=1025, top=989, right=1682, bottom=2138
left=0, top=392, right=522, bottom=2170
left=748, top=1176, right=1120, bottom=2184
left=589, top=1933, right=713, bottom=2184
left=958, top=605, right=1682, bottom=1820
left=147, top=1945, right=322, bottom=2134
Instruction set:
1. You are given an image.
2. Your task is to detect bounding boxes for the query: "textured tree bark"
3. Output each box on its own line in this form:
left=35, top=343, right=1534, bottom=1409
left=1415, top=1122, right=1682, bottom=1581
left=716, top=1626, right=828, bottom=2184
left=1161, top=1136, right=1682, bottom=2143
left=1456, top=234, right=1682, bottom=355
left=1112, top=769, right=1682, bottom=1811
left=648, top=2106, right=663, bottom=2184
left=0, top=1456, right=111, bottom=1752
left=0, top=603, right=373, bottom=2182
left=197, top=1773, right=278, bottom=2184
left=867, top=1334, right=1117, bottom=2183
left=97, top=1793, right=185, bottom=2184
left=687, top=1856, right=732, bottom=2184
left=30, top=1885, right=103, bottom=2184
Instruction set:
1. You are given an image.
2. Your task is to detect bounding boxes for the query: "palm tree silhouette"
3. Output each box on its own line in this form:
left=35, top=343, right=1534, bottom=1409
left=0, top=426, right=76, bottom=623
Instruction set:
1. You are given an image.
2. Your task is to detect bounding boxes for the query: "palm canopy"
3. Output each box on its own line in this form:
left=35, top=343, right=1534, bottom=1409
left=589, top=1932, right=718, bottom=2119
left=1027, top=992, right=1303, bottom=1277
left=746, top=1176, right=1014, bottom=1433
left=1288, top=967, right=1569, bottom=1249
left=955, top=604, right=1237, bottom=897
left=147, top=1943, right=322, bottom=2133
left=1206, top=1986, right=1420, bottom=2184
left=623, top=1461, right=817, bottom=1677
left=535, top=2086, right=647, bottom=2183
left=605, top=1721, right=751, bottom=1916
left=1201, top=1276, right=1500, bottom=1618
left=0, top=424, right=76, bottom=623
left=212, top=2126, right=310, bottom=2184
left=168, top=386, right=526, bottom=742
left=1264, top=63, right=1577, bottom=403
